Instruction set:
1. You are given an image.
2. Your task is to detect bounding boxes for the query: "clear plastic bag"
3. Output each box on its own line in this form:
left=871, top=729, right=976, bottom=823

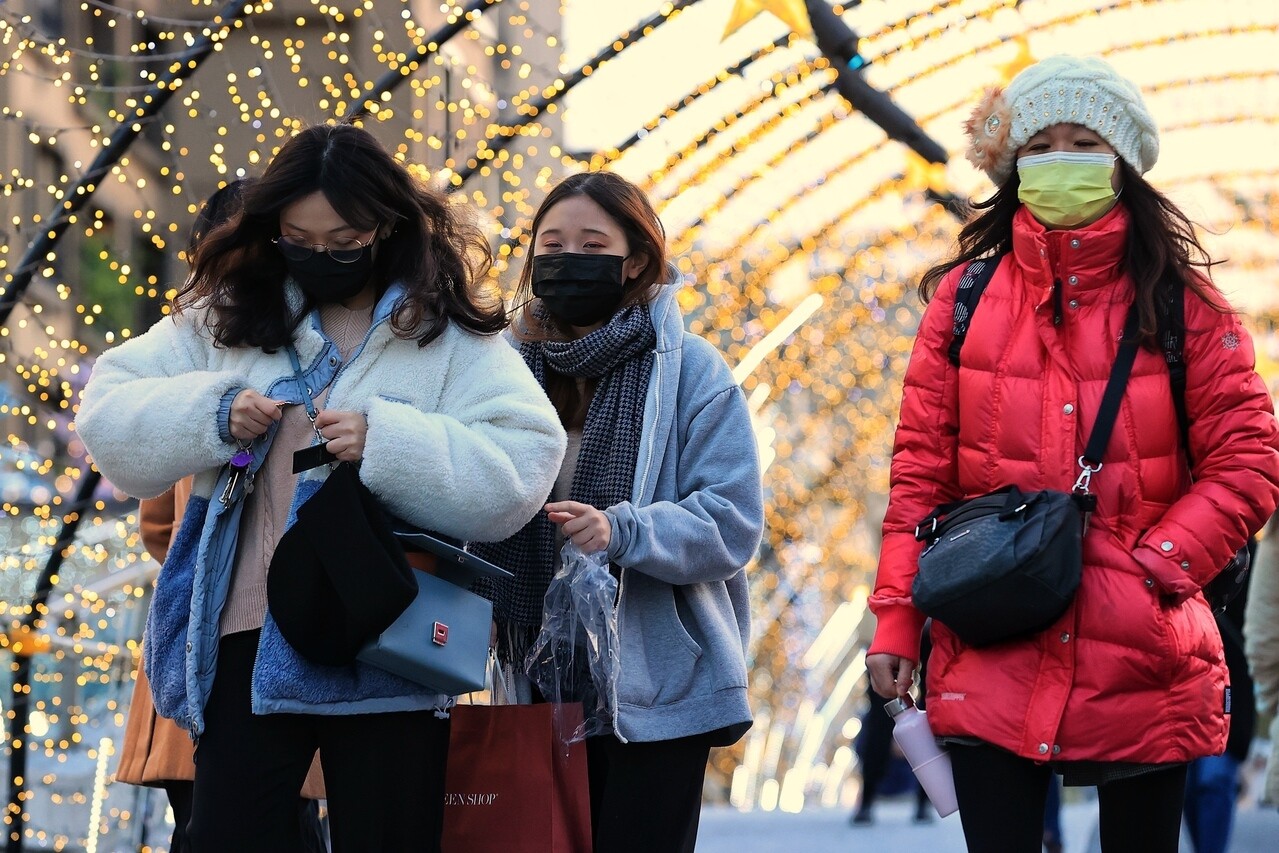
left=524, top=541, right=623, bottom=748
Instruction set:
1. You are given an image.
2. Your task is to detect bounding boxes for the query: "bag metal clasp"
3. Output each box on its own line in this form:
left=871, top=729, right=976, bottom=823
left=1072, top=457, right=1102, bottom=535
left=915, top=517, right=940, bottom=542
left=1072, top=457, right=1102, bottom=495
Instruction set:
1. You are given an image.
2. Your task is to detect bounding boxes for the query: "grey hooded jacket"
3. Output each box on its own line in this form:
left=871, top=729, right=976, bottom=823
left=601, top=266, right=764, bottom=743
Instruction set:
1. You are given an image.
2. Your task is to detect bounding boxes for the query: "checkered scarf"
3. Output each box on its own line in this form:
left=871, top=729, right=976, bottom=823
left=471, top=304, right=655, bottom=665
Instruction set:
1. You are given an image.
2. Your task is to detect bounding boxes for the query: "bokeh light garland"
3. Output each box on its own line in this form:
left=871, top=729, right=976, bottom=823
left=0, top=1, right=1276, bottom=846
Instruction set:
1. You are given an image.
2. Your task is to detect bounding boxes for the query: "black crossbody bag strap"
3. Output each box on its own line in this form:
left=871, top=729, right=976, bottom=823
left=1067, top=306, right=1140, bottom=533
left=1081, top=307, right=1141, bottom=467
left=917, top=308, right=1140, bottom=541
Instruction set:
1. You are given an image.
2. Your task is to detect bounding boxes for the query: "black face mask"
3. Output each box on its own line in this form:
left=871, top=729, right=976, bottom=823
left=284, top=250, right=374, bottom=304
left=532, top=252, right=626, bottom=328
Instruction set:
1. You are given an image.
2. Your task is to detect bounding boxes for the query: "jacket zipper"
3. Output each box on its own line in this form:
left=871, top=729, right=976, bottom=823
left=1052, top=278, right=1063, bottom=326
left=612, top=564, right=629, bottom=745
left=242, top=312, right=390, bottom=702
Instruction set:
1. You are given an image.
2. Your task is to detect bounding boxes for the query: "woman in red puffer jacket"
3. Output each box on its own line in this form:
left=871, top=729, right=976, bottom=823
left=866, top=55, right=1279, bottom=853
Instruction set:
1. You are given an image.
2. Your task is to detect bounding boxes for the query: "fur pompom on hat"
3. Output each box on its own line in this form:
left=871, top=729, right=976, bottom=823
left=964, top=54, right=1159, bottom=184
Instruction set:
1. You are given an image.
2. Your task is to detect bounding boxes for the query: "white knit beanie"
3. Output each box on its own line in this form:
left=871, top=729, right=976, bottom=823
left=964, top=55, right=1159, bottom=185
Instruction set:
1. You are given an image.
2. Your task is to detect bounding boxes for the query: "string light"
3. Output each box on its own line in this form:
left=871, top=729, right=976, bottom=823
left=0, top=2, right=1277, bottom=838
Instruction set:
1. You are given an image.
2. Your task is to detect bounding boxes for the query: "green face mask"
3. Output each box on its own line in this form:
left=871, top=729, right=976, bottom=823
left=1016, top=152, right=1119, bottom=228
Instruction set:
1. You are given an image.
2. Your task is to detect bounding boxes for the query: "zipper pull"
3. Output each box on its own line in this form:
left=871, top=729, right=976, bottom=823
left=1077, top=494, right=1097, bottom=536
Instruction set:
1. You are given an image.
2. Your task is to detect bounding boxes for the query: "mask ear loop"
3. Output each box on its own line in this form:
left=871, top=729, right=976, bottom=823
left=506, top=295, right=534, bottom=317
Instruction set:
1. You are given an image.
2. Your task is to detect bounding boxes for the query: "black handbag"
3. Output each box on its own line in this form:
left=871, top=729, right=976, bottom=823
left=912, top=486, right=1088, bottom=646
left=269, top=346, right=514, bottom=694
left=910, top=307, right=1140, bottom=646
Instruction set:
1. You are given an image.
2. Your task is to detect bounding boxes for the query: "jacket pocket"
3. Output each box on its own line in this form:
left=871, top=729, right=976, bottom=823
left=617, top=573, right=702, bottom=708
left=1161, top=592, right=1219, bottom=669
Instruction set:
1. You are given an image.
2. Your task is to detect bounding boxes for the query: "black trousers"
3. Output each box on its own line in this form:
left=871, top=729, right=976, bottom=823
left=854, top=687, right=929, bottom=814
left=586, top=731, right=715, bottom=853
left=949, top=742, right=1188, bottom=853
left=166, top=779, right=326, bottom=852
left=163, top=781, right=193, bottom=853
left=187, top=630, right=450, bottom=853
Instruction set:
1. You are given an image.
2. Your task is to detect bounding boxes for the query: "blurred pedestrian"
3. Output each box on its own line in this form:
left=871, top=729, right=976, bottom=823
left=850, top=684, right=933, bottom=825
left=1245, top=514, right=1279, bottom=808
left=851, top=620, right=933, bottom=825
left=1184, top=540, right=1256, bottom=853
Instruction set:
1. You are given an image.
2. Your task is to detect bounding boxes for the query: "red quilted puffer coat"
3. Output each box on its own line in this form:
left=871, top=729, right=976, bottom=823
left=869, top=204, right=1279, bottom=764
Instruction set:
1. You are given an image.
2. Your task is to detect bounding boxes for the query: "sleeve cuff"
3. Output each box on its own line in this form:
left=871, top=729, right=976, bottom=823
left=604, top=506, right=625, bottom=563
left=1132, top=544, right=1197, bottom=603
left=217, top=387, right=244, bottom=443
left=867, top=602, right=928, bottom=663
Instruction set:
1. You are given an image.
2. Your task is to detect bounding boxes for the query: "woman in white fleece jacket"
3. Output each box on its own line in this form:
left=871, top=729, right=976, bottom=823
left=76, top=123, right=565, bottom=853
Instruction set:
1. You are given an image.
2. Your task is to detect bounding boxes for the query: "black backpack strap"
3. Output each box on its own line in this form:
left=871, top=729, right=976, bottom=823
left=948, top=257, right=1001, bottom=367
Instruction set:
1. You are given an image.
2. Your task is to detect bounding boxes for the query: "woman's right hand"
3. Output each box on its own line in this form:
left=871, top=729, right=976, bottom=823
left=866, top=653, right=917, bottom=700
left=229, top=389, right=284, bottom=442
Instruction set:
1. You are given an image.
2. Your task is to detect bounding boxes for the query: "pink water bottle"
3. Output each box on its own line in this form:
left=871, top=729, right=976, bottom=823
left=884, top=694, right=959, bottom=817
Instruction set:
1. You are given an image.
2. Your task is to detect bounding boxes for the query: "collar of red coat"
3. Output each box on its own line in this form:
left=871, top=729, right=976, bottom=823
left=1010, top=202, right=1130, bottom=295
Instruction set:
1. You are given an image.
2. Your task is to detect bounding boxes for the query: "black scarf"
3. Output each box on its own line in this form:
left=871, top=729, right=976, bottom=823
left=471, top=304, right=655, bottom=664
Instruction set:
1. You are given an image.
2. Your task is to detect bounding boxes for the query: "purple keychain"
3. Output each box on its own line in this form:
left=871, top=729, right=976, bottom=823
left=220, top=444, right=256, bottom=504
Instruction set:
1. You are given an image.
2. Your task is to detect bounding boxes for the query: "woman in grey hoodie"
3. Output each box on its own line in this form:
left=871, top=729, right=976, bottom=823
left=472, top=171, right=765, bottom=852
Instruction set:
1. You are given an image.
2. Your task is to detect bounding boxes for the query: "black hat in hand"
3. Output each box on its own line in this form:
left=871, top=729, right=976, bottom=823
left=267, top=462, right=417, bottom=665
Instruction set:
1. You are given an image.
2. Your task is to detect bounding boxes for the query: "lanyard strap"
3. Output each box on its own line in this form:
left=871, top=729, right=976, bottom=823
left=286, top=344, right=323, bottom=440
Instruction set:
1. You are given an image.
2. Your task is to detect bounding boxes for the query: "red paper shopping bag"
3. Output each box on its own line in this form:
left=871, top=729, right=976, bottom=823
left=442, top=703, right=592, bottom=853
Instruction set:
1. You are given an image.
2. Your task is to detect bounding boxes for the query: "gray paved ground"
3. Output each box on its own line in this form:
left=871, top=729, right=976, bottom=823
left=697, top=798, right=1279, bottom=852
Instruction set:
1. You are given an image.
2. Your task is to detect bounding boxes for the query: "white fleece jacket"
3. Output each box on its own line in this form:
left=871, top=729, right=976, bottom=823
left=76, top=288, right=566, bottom=542
left=75, top=283, right=566, bottom=731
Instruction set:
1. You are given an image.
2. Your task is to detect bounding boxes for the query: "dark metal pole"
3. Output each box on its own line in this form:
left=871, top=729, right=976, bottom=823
left=3, top=4, right=251, bottom=848
left=806, top=0, right=949, bottom=164
left=5, top=469, right=102, bottom=853
left=455, top=0, right=703, bottom=184
left=343, top=0, right=505, bottom=122
left=0, top=0, right=253, bottom=329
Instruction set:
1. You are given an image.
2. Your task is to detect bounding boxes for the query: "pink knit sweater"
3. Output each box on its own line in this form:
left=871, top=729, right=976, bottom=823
left=220, top=303, right=372, bottom=636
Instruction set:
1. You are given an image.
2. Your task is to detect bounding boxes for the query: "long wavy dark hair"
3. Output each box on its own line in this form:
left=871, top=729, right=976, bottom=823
left=177, top=123, right=500, bottom=348
left=918, top=161, right=1226, bottom=345
left=186, top=179, right=248, bottom=262
left=512, top=171, right=668, bottom=427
